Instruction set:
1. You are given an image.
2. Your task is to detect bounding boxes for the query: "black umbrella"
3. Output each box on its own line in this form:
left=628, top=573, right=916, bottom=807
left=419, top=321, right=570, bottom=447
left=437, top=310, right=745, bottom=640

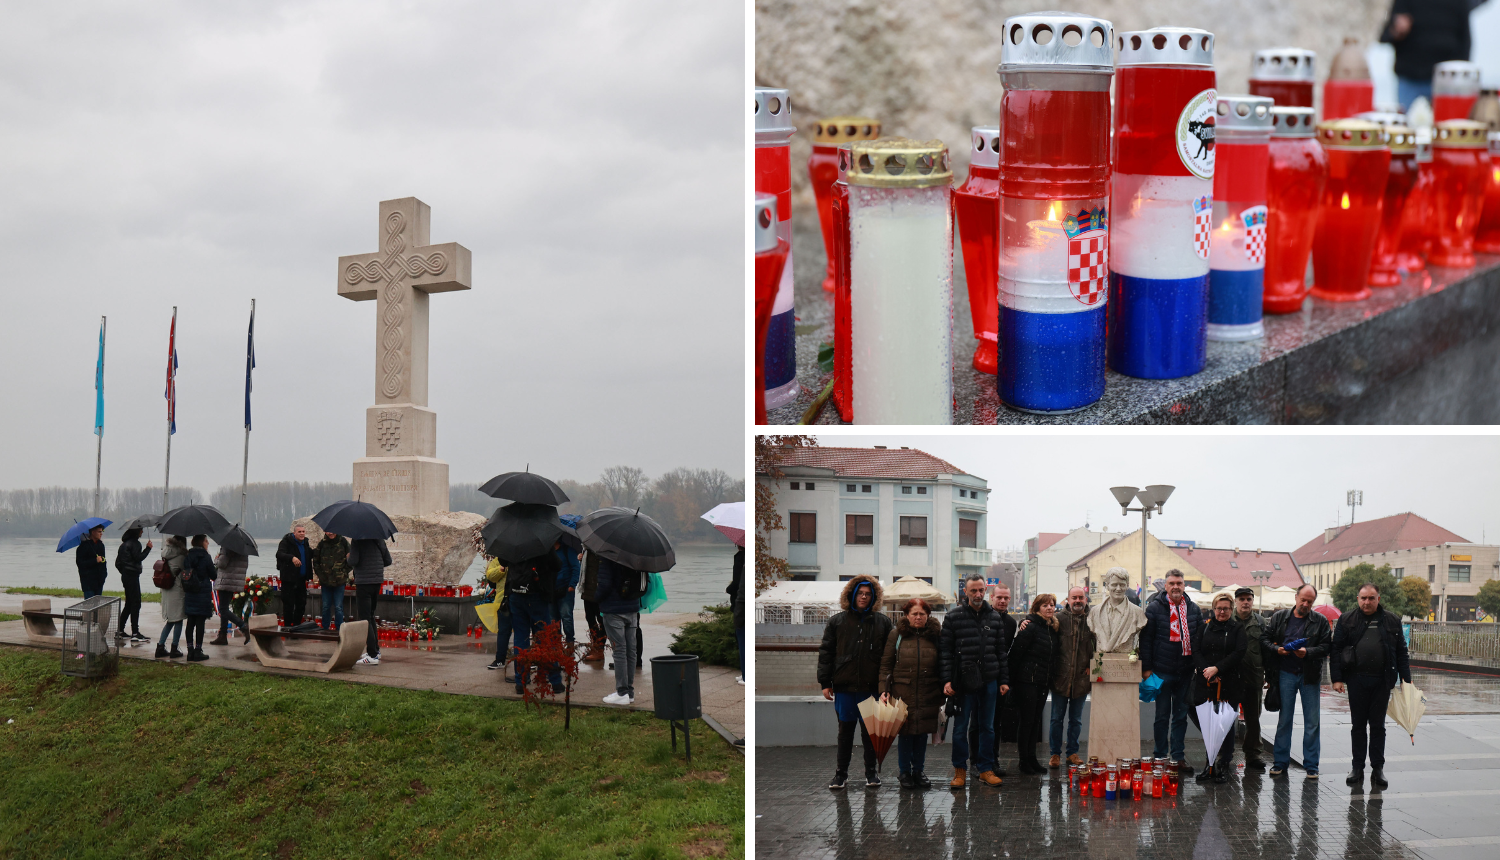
left=478, top=467, right=570, bottom=505
left=116, top=513, right=161, bottom=532
left=310, top=500, right=397, bottom=541
left=214, top=524, right=260, bottom=557
left=578, top=506, right=675, bottom=572
left=157, top=504, right=232, bottom=538
left=482, top=502, right=575, bottom=564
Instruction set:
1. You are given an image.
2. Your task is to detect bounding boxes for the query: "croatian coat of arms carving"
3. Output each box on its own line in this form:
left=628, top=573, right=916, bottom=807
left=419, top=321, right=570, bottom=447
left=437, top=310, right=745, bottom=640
left=376, top=410, right=403, bottom=452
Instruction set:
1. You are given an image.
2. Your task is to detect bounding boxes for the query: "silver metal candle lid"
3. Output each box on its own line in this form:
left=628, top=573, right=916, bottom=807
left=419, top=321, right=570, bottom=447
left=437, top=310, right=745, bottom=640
left=1270, top=107, right=1316, bottom=138
left=998, top=11, right=1114, bottom=72
left=1490, top=130, right=1500, bottom=157
left=971, top=127, right=1000, bottom=169
left=754, top=193, right=778, bottom=254
left=1216, top=95, right=1274, bottom=132
left=754, top=88, right=795, bottom=140
left=1115, top=28, right=1214, bottom=68
left=1434, top=61, right=1481, bottom=97
left=1356, top=111, right=1410, bottom=127
left=1250, top=47, right=1317, bottom=82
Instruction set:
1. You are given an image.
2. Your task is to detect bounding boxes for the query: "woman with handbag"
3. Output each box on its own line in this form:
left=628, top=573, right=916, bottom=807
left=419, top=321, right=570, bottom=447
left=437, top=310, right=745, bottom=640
left=181, top=535, right=218, bottom=662
left=1009, top=594, right=1061, bottom=775
left=1189, top=592, right=1247, bottom=783
left=155, top=535, right=188, bottom=659
left=878, top=598, right=945, bottom=789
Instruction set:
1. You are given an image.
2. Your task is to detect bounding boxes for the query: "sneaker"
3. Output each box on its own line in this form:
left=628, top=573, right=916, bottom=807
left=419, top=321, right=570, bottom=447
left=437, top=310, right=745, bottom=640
left=1305, top=771, right=1318, bottom=781
left=915, top=772, right=933, bottom=789
left=486, top=660, right=505, bottom=670
left=897, top=773, right=915, bottom=790
left=1269, top=765, right=1287, bottom=778
left=356, top=654, right=380, bottom=665
left=865, top=771, right=881, bottom=788
left=735, top=676, right=745, bottom=686
left=131, top=632, right=149, bottom=642
left=828, top=772, right=848, bottom=790
left=603, top=692, right=630, bottom=705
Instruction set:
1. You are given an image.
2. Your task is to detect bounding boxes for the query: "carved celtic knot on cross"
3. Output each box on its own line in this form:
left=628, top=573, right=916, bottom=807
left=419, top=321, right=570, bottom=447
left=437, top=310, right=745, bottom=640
left=345, top=213, right=451, bottom=399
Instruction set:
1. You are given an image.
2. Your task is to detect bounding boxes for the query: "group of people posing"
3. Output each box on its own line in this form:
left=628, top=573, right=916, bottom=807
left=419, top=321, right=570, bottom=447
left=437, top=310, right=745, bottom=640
left=817, top=568, right=1411, bottom=792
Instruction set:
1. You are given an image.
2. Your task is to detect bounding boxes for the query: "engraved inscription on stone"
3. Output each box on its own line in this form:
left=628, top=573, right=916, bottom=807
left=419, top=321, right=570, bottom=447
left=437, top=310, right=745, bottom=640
left=356, top=467, right=417, bottom=494
left=376, top=410, right=403, bottom=452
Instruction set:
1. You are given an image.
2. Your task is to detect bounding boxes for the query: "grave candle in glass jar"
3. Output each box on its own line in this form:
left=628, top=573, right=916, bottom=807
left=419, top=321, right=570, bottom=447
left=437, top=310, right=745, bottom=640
left=1248, top=47, right=1316, bottom=108
left=1105, top=766, right=1118, bottom=800
left=996, top=11, right=1115, bottom=414
left=1473, top=132, right=1500, bottom=254
left=1428, top=120, right=1491, bottom=269
left=1310, top=120, right=1390, bottom=301
left=955, top=126, right=1002, bottom=374
left=1432, top=61, right=1482, bottom=123
left=1207, top=95, right=1273, bottom=341
left=1132, top=769, right=1144, bottom=800
left=810, top=117, right=880, bottom=292
left=1398, top=128, right=1435, bottom=272
left=754, top=88, right=799, bottom=412
left=1361, top=121, right=1418, bottom=286
left=1092, top=764, right=1106, bottom=797
left=848, top=137, right=954, bottom=424
left=830, top=144, right=854, bottom=422
left=1079, top=765, right=1091, bottom=796
left=753, top=193, right=789, bottom=425
left=1144, top=764, right=1155, bottom=797
left=1106, top=27, right=1215, bottom=380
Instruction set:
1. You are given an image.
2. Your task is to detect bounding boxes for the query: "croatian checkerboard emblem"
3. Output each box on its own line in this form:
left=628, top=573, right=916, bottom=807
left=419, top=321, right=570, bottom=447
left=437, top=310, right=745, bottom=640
left=1192, top=195, right=1213, bottom=260
left=1064, top=207, right=1109, bottom=306
left=1242, top=205, right=1268, bottom=265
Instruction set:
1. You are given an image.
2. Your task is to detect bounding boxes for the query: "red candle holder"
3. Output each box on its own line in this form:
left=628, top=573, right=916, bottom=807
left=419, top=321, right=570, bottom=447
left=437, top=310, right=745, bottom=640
left=1264, top=107, right=1326, bottom=313
left=1473, top=132, right=1500, bottom=253
left=1248, top=47, right=1316, bottom=108
left=754, top=87, right=799, bottom=411
left=809, top=117, right=879, bottom=293
left=1364, top=122, right=1418, bottom=286
left=830, top=144, right=853, bottom=422
left=1310, top=119, right=1390, bottom=302
left=754, top=192, right=789, bottom=424
left=1398, top=129, right=1435, bottom=271
left=1429, top=119, right=1491, bottom=269
left=1322, top=37, right=1374, bottom=120
left=1432, top=61, right=1481, bottom=122
left=955, top=126, right=1001, bottom=375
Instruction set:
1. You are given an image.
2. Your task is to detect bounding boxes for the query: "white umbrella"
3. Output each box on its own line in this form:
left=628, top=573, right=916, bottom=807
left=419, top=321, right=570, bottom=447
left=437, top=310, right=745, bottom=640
left=701, top=502, right=745, bottom=547
left=883, top=575, right=948, bottom=607
left=1195, top=697, right=1238, bottom=769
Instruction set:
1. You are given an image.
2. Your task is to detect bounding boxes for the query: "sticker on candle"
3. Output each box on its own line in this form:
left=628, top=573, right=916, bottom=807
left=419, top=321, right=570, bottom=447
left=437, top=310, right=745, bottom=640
left=1176, top=89, right=1218, bottom=180
left=1064, top=207, right=1109, bottom=306
left=1242, top=205, right=1268, bottom=264
left=1192, top=195, right=1213, bottom=260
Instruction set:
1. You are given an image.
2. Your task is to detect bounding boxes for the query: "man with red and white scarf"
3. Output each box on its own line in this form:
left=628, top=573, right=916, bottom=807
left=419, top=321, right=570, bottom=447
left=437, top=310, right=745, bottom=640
left=1142, top=570, right=1203, bottom=775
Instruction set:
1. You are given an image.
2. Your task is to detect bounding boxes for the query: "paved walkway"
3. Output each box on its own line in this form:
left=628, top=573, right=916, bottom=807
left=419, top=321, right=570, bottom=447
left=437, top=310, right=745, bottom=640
left=0, top=592, right=743, bottom=743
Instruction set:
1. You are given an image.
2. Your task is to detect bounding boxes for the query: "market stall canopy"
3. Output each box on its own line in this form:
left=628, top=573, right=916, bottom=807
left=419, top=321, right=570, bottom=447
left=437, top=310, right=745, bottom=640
left=882, top=576, right=948, bottom=607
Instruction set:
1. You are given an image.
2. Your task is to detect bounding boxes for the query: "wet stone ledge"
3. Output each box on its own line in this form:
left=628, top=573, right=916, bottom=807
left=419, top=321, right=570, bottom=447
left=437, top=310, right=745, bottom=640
left=768, top=217, right=1500, bottom=425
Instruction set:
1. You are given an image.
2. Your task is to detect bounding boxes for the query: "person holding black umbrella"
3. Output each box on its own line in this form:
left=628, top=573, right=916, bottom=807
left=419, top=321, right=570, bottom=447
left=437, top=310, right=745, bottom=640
left=507, top=546, right=564, bottom=694
left=276, top=525, right=313, bottom=626
left=75, top=525, right=108, bottom=599
left=596, top=554, right=645, bottom=705
left=349, top=536, right=393, bottom=665
left=182, top=535, right=218, bottom=662
left=114, top=528, right=153, bottom=641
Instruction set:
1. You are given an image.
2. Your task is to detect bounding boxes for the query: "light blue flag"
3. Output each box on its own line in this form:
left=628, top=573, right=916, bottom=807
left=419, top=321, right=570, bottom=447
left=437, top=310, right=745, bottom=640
left=94, top=319, right=105, bottom=435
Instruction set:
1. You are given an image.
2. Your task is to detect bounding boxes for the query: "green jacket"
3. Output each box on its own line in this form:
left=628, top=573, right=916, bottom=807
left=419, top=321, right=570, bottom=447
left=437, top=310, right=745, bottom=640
left=1236, top=609, right=1266, bottom=676
left=314, top=535, right=352, bottom=587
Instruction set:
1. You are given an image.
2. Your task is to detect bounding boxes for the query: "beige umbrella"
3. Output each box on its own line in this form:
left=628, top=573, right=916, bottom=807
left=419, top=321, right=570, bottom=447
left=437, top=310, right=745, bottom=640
left=1388, top=681, right=1427, bottom=744
left=883, top=576, right=947, bottom=607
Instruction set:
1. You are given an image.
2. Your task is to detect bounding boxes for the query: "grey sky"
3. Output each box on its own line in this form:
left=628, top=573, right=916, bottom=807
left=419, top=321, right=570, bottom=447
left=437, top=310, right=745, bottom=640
left=813, top=435, right=1500, bottom=555
left=0, top=2, right=743, bottom=494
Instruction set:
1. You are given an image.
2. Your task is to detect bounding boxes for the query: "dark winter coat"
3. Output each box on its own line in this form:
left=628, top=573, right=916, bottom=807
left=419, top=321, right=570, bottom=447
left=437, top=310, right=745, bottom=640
left=214, top=549, right=250, bottom=594
left=275, top=533, right=312, bottom=584
left=1235, top=610, right=1267, bottom=677
left=75, top=537, right=108, bottom=593
left=114, top=538, right=152, bottom=577
left=595, top=558, right=641, bottom=615
left=580, top=550, right=601, bottom=603
left=816, top=576, right=892, bottom=694
left=314, top=534, right=352, bottom=588
left=730, top=548, right=745, bottom=628
left=1053, top=605, right=1097, bottom=698
left=554, top=546, right=582, bottom=593
left=1261, top=607, right=1332, bottom=679
left=1141, top=595, right=1203, bottom=679
left=1381, top=0, right=1472, bottom=82
left=1190, top=614, right=1247, bottom=707
left=181, top=546, right=218, bottom=618
left=1330, top=606, right=1412, bottom=690
left=347, top=539, right=392, bottom=586
left=938, top=598, right=1012, bottom=689
left=1008, top=613, right=1060, bottom=686
left=878, top=617, right=944, bottom=735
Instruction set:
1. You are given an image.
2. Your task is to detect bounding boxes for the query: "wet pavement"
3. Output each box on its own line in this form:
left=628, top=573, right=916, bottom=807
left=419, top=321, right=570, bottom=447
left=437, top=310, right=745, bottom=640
left=755, top=668, right=1500, bottom=859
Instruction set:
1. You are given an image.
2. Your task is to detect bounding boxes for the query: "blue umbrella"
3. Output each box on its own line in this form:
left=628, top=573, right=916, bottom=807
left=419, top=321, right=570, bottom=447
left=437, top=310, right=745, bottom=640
left=57, top=517, right=112, bottom=553
left=558, top=513, right=583, bottom=550
left=310, top=500, right=397, bottom=541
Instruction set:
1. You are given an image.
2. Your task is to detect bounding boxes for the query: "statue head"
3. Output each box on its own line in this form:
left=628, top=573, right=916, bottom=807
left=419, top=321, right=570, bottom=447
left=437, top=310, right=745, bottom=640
left=1104, top=567, right=1130, bottom=603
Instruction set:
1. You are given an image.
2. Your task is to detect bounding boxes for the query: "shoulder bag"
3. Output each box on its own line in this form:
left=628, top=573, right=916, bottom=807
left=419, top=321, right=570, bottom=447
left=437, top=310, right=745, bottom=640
left=152, top=559, right=174, bottom=590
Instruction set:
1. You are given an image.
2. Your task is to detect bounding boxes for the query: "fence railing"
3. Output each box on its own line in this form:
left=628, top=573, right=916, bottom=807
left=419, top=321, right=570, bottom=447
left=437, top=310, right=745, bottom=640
left=1407, top=621, right=1500, bottom=662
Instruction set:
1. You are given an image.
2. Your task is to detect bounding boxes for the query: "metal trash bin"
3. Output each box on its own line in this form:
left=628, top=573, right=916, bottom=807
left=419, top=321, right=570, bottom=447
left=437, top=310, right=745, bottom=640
left=650, top=654, right=701, bottom=761
left=61, top=596, right=121, bottom=679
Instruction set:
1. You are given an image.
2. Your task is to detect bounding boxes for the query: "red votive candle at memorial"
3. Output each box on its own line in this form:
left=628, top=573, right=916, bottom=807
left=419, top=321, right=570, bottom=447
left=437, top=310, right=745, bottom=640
left=1264, top=107, right=1326, bottom=313
left=1310, top=119, right=1390, bottom=302
left=754, top=87, right=799, bottom=411
left=1321, top=37, right=1374, bottom=120
left=809, top=117, right=880, bottom=293
left=955, top=126, right=1001, bottom=375
left=753, top=193, right=789, bottom=425
left=1398, top=128, right=1435, bottom=271
left=1432, top=61, right=1482, bottom=122
left=830, top=144, right=854, bottom=422
left=1473, top=132, right=1500, bottom=253
left=1360, top=119, right=1418, bottom=286
left=1248, top=47, right=1316, bottom=108
left=1429, top=119, right=1491, bottom=268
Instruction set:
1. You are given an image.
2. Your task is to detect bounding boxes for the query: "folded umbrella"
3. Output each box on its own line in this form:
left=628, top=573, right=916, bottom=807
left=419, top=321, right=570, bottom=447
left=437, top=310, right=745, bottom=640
left=857, top=696, right=907, bottom=768
left=116, top=513, right=161, bottom=532
left=1195, top=682, right=1238, bottom=769
left=578, top=507, right=676, bottom=572
left=1388, top=680, right=1427, bottom=744
left=700, top=502, right=745, bottom=547
left=214, top=524, right=260, bottom=557
left=310, top=500, right=397, bottom=541
left=482, top=502, right=572, bottom=564
left=157, top=504, right=231, bottom=538
left=478, top=468, right=570, bottom=505
left=56, top=517, right=113, bottom=553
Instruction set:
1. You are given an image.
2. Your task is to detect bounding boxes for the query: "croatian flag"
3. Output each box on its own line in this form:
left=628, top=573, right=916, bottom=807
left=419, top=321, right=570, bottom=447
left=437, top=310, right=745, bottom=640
left=165, top=315, right=179, bottom=435
left=94, top=319, right=105, bottom=436
left=244, top=303, right=256, bottom=430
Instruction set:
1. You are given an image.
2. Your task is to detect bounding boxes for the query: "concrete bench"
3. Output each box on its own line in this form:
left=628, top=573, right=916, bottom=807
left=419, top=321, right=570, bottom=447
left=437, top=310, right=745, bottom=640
left=20, top=598, right=78, bottom=646
left=246, top=613, right=366, bottom=673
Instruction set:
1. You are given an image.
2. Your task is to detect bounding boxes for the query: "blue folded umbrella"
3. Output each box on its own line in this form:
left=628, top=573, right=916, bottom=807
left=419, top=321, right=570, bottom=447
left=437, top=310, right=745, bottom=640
left=1139, top=673, right=1165, bottom=703
left=1282, top=638, right=1308, bottom=652
left=57, top=517, right=112, bottom=553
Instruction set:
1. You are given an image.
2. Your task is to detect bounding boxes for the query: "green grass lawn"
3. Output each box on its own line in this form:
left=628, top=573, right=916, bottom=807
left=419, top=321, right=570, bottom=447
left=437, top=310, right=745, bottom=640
left=0, top=645, right=742, bottom=859
left=1, top=585, right=161, bottom=603
left=0, top=613, right=19, bottom=623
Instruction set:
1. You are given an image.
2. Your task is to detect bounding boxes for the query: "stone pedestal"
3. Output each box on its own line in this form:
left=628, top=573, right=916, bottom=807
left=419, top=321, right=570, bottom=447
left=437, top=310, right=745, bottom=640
left=1087, top=653, right=1143, bottom=765
left=352, top=456, right=449, bottom=519
left=294, top=509, right=486, bottom=585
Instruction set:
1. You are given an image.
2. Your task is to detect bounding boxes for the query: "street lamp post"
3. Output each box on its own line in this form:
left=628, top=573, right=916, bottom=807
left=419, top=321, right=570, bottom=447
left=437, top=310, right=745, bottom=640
left=1109, top=484, right=1175, bottom=597
left=1251, top=569, right=1273, bottom=611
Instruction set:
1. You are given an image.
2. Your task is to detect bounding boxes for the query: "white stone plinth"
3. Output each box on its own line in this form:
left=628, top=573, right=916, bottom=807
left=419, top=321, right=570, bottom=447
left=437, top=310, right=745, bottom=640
left=366, top=403, right=437, bottom=458
left=352, top=456, right=448, bottom=519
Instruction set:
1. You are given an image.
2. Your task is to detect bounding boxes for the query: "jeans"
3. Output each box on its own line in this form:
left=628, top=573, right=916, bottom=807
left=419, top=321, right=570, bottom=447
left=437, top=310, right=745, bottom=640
left=898, top=733, right=929, bottom=775
left=355, top=583, right=380, bottom=657
left=603, top=612, right=639, bottom=696
left=1048, top=692, right=1087, bottom=758
left=320, top=585, right=345, bottom=628
left=491, top=601, right=515, bottom=662
left=186, top=615, right=207, bottom=649
left=514, top=595, right=563, bottom=691
left=836, top=718, right=877, bottom=776
left=1152, top=672, right=1193, bottom=762
left=550, top=588, right=576, bottom=643
left=119, top=575, right=142, bottom=635
left=159, top=620, right=183, bottom=650
left=1348, top=674, right=1392, bottom=771
left=216, top=589, right=245, bottom=639
left=1241, top=670, right=1265, bottom=760
left=1273, top=669, right=1321, bottom=773
left=1397, top=76, right=1433, bottom=112
left=951, top=680, right=998, bottom=773
left=282, top=583, right=307, bottom=626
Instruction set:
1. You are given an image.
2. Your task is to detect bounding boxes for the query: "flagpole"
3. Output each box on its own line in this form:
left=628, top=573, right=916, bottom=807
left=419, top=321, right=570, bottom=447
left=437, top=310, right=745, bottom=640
left=94, top=316, right=106, bottom=518
left=163, top=306, right=176, bottom=516
left=240, top=298, right=254, bottom=525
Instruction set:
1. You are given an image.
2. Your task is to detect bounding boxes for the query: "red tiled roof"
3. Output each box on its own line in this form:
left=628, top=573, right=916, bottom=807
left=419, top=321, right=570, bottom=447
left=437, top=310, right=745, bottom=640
left=1291, top=512, right=1470, bottom=566
left=1033, top=533, right=1067, bottom=555
left=1169, top=547, right=1305, bottom=589
left=764, top=446, right=971, bottom=480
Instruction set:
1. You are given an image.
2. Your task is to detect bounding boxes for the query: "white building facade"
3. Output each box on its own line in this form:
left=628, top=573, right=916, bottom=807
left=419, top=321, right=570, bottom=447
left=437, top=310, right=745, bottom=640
left=1026, top=526, right=1116, bottom=603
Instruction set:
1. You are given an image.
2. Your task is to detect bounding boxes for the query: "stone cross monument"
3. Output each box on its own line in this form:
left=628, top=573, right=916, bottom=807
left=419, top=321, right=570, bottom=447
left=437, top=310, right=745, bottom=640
left=338, top=197, right=472, bottom=518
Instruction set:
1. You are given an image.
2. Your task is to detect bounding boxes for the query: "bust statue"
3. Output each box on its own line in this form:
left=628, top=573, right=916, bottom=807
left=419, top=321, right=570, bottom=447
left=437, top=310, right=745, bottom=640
left=1089, top=567, right=1147, bottom=653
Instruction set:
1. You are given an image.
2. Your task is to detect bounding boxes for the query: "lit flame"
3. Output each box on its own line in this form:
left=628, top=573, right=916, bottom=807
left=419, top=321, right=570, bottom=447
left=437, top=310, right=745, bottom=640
left=1046, top=201, right=1063, bottom=222
left=1493, top=167, right=1499, bottom=184
left=1340, top=192, right=1350, bottom=210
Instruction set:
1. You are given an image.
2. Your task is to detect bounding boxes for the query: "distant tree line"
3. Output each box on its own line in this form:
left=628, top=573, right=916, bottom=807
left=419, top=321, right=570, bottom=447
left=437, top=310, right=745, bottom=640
left=0, top=486, right=202, bottom=537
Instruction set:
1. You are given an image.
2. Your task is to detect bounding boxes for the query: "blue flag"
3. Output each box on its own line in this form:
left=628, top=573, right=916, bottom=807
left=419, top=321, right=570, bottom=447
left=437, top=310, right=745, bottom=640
left=94, top=319, right=105, bottom=435
left=245, top=302, right=255, bottom=430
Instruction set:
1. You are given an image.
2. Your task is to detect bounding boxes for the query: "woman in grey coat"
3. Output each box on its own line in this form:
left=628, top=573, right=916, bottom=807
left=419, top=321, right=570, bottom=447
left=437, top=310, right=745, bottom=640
left=156, top=536, right=188, bottom=659
left=211, top=547, right=250, bottom=645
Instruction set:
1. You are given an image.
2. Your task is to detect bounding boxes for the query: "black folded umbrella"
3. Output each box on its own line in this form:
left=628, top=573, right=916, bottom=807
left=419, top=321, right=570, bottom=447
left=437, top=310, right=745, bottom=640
left=157, top=504, right=232, bottom=538
left=214, top=524, right=260, bottom=557
left=578, top=507, right=675, bottom=572
left=116, top=513, right=161, bottom=532
left=478, top=467, right=570, bottom=505
left=482, top=502, right=573, bottom=564
left=310, top=500, right=397, bottom=541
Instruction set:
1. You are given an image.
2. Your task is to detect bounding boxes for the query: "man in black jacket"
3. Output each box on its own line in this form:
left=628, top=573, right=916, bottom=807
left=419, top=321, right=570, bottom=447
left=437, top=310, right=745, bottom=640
left=975, top=584, right=1018, bottom=777
left=1141, top=570, right=1202, bottom=774
left=275, top=525, right=313, bottom=626
left=1262, top=584, right=1332, bottom=779
left=818, top=575, right=893, bottom=790
left=939, top=573, right=1011, bottom=789
left=1380, top=0, right=1475, bottom=110
left=1331, top=583, right=1412, bottom=788
left=75, top=525, right=108, bottom=599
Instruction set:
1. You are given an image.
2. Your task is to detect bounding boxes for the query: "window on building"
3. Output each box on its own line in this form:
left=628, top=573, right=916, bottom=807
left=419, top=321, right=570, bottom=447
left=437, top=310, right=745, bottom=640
left=1394, top=567, right=1404, bottom=578
left=1450, top=565, right=1472, bottom=583
left=805, top=482, right=815, bottom=490
left=973, top=492, right=982, bottom=502
left=959, top=519, right=978, bottom=548
left=846, top=514, right=874, bottom=545
left=790, top=512, right=816, bottom=544
left=959, top=489, right=967, bottom=498
left=847, top=484, right=856, bottom=493
left=1186, top=580, right=1203, bottom=591
left=916, top=577, right=933, bottom=585
left=1229, top=561, right=1238, bottom=569
left=902, top=486, right=913, bottom=495
left=862, top=484, right=872, bottom=493
left=917, top=486, right=927, bottom=495
left=1429, top=564, right=1436, bottom=582
left=899, top=516, right=928, bottom=547
left=789, top=482, right=799, bottom=490
left=1273, top=563, right=1281, bottom=570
